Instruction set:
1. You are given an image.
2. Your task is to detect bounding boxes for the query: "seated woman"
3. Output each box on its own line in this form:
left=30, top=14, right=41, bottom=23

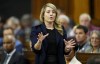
left=85, top=30, right=100, bottom=53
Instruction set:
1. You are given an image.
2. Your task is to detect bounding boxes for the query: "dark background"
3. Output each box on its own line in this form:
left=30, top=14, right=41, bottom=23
left=0, top=0, right=31, bottom=22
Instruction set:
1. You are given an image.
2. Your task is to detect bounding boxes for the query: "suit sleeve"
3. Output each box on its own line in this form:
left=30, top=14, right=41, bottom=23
left=62, top=26, right=67, bottom=39
left=30, top=26, right=42, bottom=54
left=62, top=27, right=70, bottom=55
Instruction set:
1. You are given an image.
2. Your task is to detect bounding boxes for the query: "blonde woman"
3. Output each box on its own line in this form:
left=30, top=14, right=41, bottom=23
left=30, top=3, right=76, bottom=64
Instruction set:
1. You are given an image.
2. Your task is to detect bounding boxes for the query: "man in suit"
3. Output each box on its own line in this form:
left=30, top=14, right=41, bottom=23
left=0, top=35, right=27, bottom=64
left=74, top=25, right=90, bottom=52
left=3, top=27, right=23, bottom=53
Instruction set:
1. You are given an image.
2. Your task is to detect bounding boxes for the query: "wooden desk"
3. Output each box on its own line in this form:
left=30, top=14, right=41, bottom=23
left=23, top=51, right=35, bottom=64
left=76, top=53, right=100, bottom=64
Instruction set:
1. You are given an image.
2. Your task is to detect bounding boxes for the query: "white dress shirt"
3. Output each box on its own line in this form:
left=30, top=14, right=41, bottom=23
left=66, top=56, right=82, bottom=64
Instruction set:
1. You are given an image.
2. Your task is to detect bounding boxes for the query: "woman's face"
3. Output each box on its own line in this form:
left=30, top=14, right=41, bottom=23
left=90, top=33, right=100, bottom=47
left=44, top=7, right=56, bottom=23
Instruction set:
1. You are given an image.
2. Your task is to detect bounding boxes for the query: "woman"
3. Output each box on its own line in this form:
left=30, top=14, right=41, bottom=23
left=30, top=3, right=75, bottom=64
left=85, top=30, right=100, bottom=53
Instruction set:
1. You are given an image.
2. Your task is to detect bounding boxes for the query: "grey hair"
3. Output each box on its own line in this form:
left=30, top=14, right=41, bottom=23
left=58, top=14, right=70, bottom=23
left=8, top=16, right=19, bottom=24
left=79, top=13, right=91, bottom=22
left=90, top=30, right=100, bottom=39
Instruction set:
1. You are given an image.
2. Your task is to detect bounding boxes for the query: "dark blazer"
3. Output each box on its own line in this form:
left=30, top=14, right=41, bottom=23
left=30, top=24, right=67, bottom=64
left=0, top=51, right=28, bottom=64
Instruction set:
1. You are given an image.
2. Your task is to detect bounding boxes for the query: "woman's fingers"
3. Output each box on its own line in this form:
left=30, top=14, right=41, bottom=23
left=40, top=32, right=43, bottom=36
left=37, top=32, right=49, bottom=42
left=64, top=39, right=76, bottom=45
left=44, top=33, right=49, bottom=37
left=38, top=32, right=43, bottom=37
left=64, top=39, right=76, bottom=50
left=68, top=46, right=75, bottom=48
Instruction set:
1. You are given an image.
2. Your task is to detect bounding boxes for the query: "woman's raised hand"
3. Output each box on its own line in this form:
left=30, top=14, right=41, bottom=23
left=64, top=39, right=76, bottom=52
left=37, top=32, right=49, bottom=43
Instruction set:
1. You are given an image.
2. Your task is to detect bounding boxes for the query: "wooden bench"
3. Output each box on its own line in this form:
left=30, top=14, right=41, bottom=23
left=23, top=51, right=35, bottom=64
left=76, top=53, right=100, bottom=64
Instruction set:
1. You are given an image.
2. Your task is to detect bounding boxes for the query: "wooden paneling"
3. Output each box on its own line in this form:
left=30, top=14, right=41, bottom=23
left=32, top=0, right=100, bottom=26
left=76, top=53, right=100, bottom=64
left=67, top=0, right=74, bottom=18
left=94, top=0, right=100, bottom=19
left=32, top=0, right=68, bottom=19
left=57, top=0, right=68, bottom=15
left=32, top=0, right=90, bottom=24
left=92, top=0, right=100, bottom=26
left=32, top=0, right=42, bottom=19
left=73, top=0, right=90, bottom=24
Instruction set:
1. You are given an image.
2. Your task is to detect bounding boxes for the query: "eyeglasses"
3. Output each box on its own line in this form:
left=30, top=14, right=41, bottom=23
left=91, top=37, right=100, bottom=40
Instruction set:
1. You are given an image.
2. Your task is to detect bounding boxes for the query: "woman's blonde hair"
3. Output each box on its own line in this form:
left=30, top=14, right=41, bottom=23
left=40, top=3, right=63, bottom=35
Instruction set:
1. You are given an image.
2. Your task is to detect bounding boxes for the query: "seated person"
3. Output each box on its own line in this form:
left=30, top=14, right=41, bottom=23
left=64, top=47, right=82, bottom=64
left=85, top=30, right=100, bottom=53
left=79, top=13, right=100, bottom=35
left=3, top=27, right=24, bottom=53
left=74, top=25, right=90, bottom=52
left=0, top=35, right=27, bottom=64
left=58, top=14, right=75, bottom=37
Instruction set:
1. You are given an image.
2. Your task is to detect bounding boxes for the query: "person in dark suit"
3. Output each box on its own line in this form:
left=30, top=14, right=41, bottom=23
left=3, top=27, right=23, bottom=53
left=0, top=35, right=27, bottom=64
left=30, top=3, right=76, bottom=64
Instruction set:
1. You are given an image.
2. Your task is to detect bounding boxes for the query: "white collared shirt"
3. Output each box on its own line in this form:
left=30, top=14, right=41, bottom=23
left=5, top=49, right=16, bottom=64
left=66, top=56, right=82, bottom=64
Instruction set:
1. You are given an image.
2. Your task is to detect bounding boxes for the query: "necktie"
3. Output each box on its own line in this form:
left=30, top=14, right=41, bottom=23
left=3, top=54, right=10, bottom=64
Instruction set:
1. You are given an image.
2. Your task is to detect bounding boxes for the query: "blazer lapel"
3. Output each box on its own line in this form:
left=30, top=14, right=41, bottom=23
left=8, top=52, right=16, bottom=64
left=40, top=24, right=47, bottom=34
left=0, top=53, right=6, bottom=64
left=40, top=24, right=48, bottom=51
